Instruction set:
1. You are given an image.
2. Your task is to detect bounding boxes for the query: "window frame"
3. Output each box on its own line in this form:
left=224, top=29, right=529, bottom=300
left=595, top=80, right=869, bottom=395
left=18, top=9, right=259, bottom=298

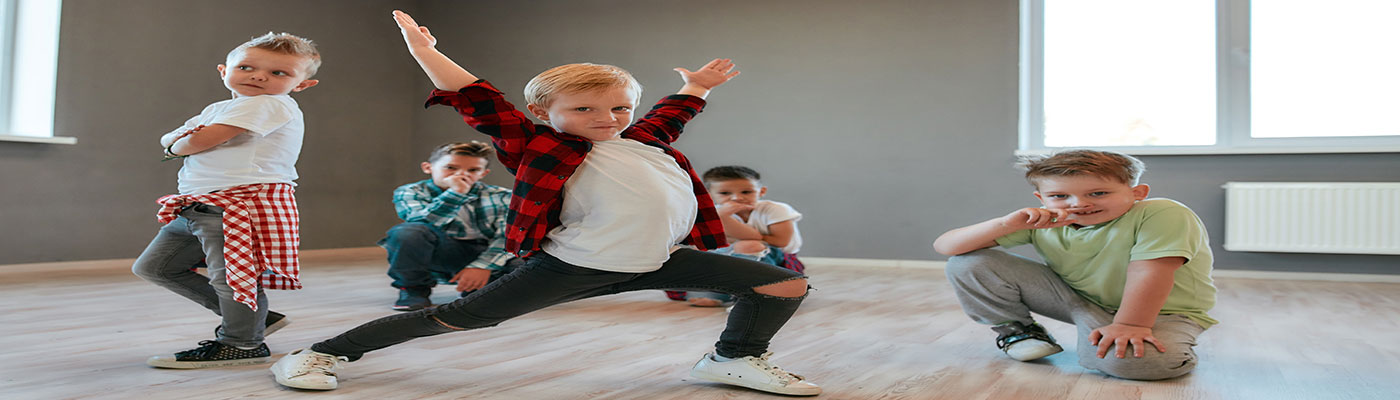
left=1019, top=0, right=1400, bottom=155
left=0, top=0, right=72, bottom=145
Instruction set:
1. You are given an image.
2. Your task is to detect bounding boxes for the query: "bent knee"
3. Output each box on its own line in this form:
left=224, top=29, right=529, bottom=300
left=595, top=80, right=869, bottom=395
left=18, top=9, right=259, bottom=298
left=753, top=278, right=807, bottom=298
left=386, top=223, right=436, bottom=241
left=1090, top=353, right=1198, bottom=381
left=944, top=248, right=1013, bottom=277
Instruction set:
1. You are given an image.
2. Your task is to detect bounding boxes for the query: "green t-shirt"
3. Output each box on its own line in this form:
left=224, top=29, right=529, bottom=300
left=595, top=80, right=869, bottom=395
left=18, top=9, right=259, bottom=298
left=995, top=198, right=1218, bottom=328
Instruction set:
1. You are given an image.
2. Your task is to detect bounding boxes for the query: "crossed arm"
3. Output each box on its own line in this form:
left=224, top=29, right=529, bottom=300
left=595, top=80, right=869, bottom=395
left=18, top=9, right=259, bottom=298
left=160, top=124, right=246, bottom=157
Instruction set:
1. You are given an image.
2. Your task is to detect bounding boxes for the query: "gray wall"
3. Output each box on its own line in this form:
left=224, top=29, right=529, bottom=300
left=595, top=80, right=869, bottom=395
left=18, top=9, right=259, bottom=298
left=2, top=0, right=1396, bottom=274
left=0, top=0, right=420, bottom=263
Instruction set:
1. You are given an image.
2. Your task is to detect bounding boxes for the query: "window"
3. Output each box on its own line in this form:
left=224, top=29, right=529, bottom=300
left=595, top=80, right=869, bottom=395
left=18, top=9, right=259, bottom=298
left=1021, top=0, right=1400, bottom=154
left=0, top=0, right=69, bottom=144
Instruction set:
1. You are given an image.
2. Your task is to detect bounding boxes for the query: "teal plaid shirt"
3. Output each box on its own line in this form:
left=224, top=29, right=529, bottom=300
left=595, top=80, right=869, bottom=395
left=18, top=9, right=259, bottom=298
left=391, top=179, right=514, bottom=271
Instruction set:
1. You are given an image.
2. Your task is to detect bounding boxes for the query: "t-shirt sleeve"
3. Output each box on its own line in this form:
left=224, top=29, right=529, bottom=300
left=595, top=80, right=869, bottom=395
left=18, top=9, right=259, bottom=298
left=211, top=96, right=295, bottom=136
left=1130, top=202, right=1207, bottom=262
left=762, top=202, right=802, bottom=225
left=994, top=229, right=1032, bottom=248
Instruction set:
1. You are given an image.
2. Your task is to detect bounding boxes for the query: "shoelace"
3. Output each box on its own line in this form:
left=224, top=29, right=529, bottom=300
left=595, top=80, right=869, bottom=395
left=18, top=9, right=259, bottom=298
left=298, top=353, right=344, bottom=377
left=746, top=352, right=805, bottom=384
left=175, top=340, right=223, bottom=359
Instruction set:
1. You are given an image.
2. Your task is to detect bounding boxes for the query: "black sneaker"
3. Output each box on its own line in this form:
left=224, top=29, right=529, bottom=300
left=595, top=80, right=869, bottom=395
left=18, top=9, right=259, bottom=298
left=146, top=340, right=271, bottom=369
left=992, top=321, right=1064, bottom=361
left=215, top=311, right=291, bottom=338
left=392, top=287, right=432, bottom=311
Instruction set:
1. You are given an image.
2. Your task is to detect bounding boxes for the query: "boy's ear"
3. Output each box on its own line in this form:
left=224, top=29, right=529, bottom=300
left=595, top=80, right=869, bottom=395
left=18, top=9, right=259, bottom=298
left=1131, top=184, right=1151, bottom=200
left=217, top=64, right=227, bottom=78
left=526, top=104, right=549, bottom=121
left=759, top=186, right=767, bottom=197
left=292, top=79, right=319, bottom=92
left=420, top=162, right=433, bottom=175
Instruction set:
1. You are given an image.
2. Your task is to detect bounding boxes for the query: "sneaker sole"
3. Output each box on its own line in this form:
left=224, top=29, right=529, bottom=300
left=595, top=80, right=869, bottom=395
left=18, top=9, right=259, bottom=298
left=689, top=369, right=821, bottom=396
left=1007, top=343, right=1064, bottom=361
left=391, top=304, right=431, bottom=311
left=265, top=317, right=291, bottom=336
left=274, top=374, right=338, bottom=390
left=146, top=356, right=271, bottom=369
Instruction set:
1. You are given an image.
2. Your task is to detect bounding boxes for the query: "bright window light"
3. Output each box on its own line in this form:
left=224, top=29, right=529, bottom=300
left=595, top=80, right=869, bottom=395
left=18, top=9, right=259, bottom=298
left=1251, top=0, right=1400, bottom=138
left=1042, top=0, right=1217, bottom=147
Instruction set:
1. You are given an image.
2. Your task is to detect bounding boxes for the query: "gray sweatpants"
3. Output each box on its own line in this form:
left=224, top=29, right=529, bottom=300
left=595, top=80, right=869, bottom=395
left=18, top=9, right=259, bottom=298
left=945, top=249, right=1205, bottom=380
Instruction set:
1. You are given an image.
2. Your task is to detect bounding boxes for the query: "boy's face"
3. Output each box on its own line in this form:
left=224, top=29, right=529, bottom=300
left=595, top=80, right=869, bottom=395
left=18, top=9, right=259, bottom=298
left=421, top=154, right=490, bottom=188
left=526, top=86, right=637, bottom=141
left=218, top=48, right=319, bottom=97
left=1033, top=174, right=1149, bottom=227
left=708, top=178, right=766, bottom=206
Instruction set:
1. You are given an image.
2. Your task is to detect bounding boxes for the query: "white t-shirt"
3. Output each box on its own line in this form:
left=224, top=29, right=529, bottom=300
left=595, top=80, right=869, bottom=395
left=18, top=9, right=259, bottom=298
left=174, top=95, right=304, bottom=195
left=731, top=200, right=803, bottom=254
left=541, top=139, right=698, bottom=272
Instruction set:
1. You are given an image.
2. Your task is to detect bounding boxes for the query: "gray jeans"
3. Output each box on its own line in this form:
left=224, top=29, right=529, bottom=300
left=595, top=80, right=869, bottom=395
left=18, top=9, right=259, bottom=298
left=132, top=203, right=269, bottom=348
left=945, top=249, right=1205, bottom=380
left=312, top=249, right=806, bottom=361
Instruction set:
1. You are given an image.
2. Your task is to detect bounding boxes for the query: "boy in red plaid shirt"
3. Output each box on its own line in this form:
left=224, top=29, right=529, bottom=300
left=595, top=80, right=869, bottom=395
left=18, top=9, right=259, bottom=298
left=268, top=10, right=818, bottom=396
left=132, top=32, right=320, bottom=369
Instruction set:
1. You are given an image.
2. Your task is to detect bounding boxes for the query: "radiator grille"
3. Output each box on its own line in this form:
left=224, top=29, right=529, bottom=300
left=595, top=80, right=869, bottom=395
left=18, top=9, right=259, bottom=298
left=1222, top=182, right=1400, bottom=255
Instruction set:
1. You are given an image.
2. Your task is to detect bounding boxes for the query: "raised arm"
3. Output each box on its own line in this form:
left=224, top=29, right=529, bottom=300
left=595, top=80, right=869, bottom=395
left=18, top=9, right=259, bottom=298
left=394, top=10, right=479, bottom=91
left=933, top=207, right=1075, bottom=255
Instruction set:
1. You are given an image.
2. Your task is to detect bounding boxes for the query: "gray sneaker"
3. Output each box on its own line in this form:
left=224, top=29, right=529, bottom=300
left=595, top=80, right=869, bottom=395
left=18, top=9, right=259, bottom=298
left=392, top=287, right=432, bottom=311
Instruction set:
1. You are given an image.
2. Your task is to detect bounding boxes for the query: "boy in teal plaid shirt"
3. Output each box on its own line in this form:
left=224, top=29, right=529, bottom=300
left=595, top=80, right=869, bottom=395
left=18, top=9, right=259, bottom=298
left=383, top=141, right=520, bottom=311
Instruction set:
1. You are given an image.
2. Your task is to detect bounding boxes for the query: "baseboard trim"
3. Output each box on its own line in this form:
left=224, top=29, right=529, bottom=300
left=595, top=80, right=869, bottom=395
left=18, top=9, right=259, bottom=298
left=802, top=256, right=1400, bottom=283
left=4, top=249, right=1396, bottom=284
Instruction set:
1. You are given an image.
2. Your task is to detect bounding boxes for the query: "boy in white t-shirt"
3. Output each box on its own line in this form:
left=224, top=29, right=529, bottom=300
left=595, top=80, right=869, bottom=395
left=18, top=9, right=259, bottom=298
left=132, top=32, right=320, bottom=369
left=675, top=166, right=805, bottom=307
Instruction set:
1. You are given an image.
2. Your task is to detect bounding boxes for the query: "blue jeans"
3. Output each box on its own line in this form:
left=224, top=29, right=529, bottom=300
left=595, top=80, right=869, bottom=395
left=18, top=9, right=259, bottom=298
left=312, top=249, right=807, bottom=361
left=131, top=204, right=269, bottom=348
left=380, top=222, right=519, bottom=289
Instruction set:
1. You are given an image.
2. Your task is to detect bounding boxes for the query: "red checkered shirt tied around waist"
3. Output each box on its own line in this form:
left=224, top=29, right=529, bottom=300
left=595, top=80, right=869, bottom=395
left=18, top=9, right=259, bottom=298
left=424, top=80, right=728, bottom=257
left=156, top=183, right=301, bottom=311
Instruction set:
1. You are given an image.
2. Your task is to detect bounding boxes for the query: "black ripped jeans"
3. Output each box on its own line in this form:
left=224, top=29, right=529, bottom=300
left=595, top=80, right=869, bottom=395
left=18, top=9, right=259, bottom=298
left=312, top=248, right=807, bottom=361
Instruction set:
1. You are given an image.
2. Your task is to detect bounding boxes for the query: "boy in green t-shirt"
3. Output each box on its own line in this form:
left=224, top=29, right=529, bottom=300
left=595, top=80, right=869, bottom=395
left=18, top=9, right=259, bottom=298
left=933, top=150, right=1216, bottom=381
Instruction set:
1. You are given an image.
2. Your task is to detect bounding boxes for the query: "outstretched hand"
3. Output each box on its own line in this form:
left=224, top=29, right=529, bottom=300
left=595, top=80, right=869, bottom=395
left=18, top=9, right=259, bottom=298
left=675, top=59, right=740, bottom=98
left=393, top=10, right=437, bottom=50
left=675, top=58, right=741, bottom=89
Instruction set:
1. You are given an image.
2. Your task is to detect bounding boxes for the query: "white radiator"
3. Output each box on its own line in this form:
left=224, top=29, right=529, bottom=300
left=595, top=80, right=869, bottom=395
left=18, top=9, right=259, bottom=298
left=1222, top=182, right=1400, bottom=255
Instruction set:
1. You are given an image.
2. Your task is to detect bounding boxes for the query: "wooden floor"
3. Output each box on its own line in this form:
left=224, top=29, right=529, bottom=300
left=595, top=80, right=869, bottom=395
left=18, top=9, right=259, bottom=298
left=2, top=249, right=1398, bottom=400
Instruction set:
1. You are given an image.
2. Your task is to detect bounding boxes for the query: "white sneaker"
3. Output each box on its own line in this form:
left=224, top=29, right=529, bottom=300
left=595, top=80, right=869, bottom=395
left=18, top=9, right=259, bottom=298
left=992, top=321, right=1064, bottom=362
left=1004, top=338, right=1063, bottom=361
left=690, top=352, right=821, bottom=396
left=270, top=348, right=348, bottom=390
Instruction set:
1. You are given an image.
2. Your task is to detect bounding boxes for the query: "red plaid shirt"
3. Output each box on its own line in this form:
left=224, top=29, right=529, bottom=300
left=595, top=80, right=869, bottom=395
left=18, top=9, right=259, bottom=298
left=425, top=80, right=727, bottom=256
left=156, top=183, right=301, bottom=311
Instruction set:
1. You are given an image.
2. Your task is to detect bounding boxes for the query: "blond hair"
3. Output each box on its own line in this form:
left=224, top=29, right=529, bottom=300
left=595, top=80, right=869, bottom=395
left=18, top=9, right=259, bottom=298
left=226, top=32, right=322, bottom=77
left=428, top=141, right=495, bottom=165
left=523, top=63, right=641, bottom=108
left=1018, top=149, right=1146, bottom=188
